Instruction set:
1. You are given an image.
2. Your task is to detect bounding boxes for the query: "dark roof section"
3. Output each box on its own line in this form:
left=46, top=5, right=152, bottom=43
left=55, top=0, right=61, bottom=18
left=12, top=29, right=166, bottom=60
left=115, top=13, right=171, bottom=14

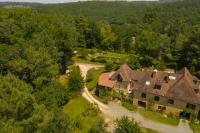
left=132, top=67, right=200, bottom=104
left=110, top=64, right=133, bottom=81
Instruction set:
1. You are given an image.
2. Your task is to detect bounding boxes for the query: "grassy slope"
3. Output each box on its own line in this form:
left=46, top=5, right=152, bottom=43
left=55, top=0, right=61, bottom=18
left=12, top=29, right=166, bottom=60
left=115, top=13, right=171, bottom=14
left=63, top=96, right=101, bottom=133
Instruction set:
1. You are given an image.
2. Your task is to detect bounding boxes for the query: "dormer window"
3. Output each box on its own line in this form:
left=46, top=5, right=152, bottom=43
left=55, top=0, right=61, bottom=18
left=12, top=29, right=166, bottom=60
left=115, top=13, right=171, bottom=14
left=164, top=76, right=169, bottom=83
left=169, top=76, right=176, bottom=80
left=194, top=88, right=199, bottom=94
left=145, top=81, right=150, bottom=86
left=154, top=84, right=161, bottom=90
left=193, top=80, right=197, bottom=84
left=117, top=75, right=123, bottom=82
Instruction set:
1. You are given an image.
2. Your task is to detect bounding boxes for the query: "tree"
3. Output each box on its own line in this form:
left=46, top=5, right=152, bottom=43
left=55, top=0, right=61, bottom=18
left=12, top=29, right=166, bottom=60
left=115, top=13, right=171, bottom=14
left=100, top=23, right=117, bottom=50
left=179, top=32, right=200, bottom=78
left=135, top=30, right=170, bottom=68
left=0, top=74, right=72, bottom=133
left=68, top=66, right=84, bottom=91
left=115, top=116, right=142, bottom=133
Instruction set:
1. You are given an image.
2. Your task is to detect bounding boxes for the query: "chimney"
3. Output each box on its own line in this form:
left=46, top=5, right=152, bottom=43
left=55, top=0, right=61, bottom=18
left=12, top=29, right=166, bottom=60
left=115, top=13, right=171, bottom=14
left=151, top=69, right=157, bottom=78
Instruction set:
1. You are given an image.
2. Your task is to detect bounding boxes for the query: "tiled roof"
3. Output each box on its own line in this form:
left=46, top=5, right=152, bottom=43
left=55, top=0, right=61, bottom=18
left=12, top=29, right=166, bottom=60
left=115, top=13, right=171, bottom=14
left=99, top=64, right=200, bottom=104
left=132, top=67, right=200, bottom=104
left=110, top=64, right=133, bottom=81
left=98, top=72, right=116, bottom=88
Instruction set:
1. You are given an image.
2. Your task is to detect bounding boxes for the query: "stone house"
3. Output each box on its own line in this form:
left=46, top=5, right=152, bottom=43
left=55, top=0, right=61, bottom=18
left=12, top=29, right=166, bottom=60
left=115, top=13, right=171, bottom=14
left=98, top=64, right=200, bottom=119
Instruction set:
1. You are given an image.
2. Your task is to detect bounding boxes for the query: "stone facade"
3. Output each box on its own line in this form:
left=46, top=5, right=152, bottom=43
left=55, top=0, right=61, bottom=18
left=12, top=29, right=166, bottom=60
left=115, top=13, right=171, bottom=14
left=133, top=90, right=200, bottom=117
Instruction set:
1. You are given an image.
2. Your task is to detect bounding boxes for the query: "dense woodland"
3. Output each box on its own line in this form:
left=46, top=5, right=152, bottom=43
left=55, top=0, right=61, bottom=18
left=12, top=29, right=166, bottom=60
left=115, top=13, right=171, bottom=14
left=0, top=0, right=200, bottom=132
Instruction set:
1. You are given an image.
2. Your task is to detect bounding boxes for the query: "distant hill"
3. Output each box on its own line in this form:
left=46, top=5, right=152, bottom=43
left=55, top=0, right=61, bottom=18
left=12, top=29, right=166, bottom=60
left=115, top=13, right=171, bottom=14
left=0, top=2, right=40, bottom=8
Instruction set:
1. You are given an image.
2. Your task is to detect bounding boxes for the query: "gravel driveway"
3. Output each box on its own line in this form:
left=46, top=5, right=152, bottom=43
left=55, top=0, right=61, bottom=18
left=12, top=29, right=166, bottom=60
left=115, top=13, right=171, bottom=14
left=76, top=62, right=193, bottom=133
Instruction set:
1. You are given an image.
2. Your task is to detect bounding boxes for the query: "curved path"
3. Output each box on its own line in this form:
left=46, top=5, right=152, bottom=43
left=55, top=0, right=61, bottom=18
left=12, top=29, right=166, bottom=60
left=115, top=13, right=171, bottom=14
left=76, top=62, right=193, bottom=133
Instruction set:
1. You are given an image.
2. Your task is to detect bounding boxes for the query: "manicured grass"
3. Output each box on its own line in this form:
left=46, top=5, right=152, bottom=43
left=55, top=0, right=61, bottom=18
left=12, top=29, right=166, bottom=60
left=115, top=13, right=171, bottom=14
left=138, top=108, right=179, bottom=126
left=189, top=122, right=200, bottom=133
left=122, top=102, right=137, bottom=111
left=86, top=67, right=105, bottom=91
left=63, top=96, right=102, bottom=133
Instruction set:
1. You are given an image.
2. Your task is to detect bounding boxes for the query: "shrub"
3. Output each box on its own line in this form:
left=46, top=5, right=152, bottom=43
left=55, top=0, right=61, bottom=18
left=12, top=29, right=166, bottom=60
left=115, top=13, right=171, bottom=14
left=82, top=104, right=99, bottom=117
left=89, top=118, right=107, bottom=133
left=86, top=68, right=95, bottom=82
left=105, top=62, right=114, bottom=72
left=115, top=116, right=142, bottom=133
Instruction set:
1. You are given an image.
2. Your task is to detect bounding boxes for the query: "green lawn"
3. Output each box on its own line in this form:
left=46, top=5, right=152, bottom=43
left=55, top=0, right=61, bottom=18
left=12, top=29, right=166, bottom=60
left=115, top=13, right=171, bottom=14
left=138, top=108, right=179, bottom=126
left=189, top=122, right=200, bottom=133
left=86, top=67, right=105, bottom=91
left=63, top=96, right=102, bottom=133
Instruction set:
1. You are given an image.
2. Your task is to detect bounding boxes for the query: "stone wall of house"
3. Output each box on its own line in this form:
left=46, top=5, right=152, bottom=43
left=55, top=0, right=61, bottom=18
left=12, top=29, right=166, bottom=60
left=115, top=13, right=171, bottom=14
left=133, top=90, right=200, bottom=115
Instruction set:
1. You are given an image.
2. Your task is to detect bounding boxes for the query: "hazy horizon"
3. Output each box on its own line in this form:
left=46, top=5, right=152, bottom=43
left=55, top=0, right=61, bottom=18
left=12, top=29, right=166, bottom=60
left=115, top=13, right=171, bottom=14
left=0, top=0, right=159, bottom=4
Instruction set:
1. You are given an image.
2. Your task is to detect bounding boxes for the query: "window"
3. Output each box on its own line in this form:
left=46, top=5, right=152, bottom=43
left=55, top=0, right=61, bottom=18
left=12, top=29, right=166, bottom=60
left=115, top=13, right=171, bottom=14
left=194, top=88, right=199, bottom=94
left=154, top=96, right=160, bottom=101
left=158, top=106, right=166, bottom=110
left=186, top=103, right=196, bottom=110
left=141, top=93, right=146, bottom=98
left=168, top=99, right=174, bottom=104
left=117, top=75, right=123, bottom=82
left=162, top=106, right=166, bottom=110
left=154, top=84, right=161, bottom=90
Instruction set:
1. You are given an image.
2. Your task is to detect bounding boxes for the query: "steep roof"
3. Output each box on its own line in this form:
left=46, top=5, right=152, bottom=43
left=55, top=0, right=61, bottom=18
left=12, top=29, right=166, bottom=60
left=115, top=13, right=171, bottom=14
left=98, top=64, right=200, bottom=104
left=110, top=64, right=133, bottom=81
left=132, top=68, right=200, bottom=104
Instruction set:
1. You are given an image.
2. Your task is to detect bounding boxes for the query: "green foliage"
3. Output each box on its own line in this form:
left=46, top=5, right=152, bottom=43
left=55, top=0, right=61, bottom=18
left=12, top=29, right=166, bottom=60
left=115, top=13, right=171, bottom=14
left=34, top=0, right=200, bottom=77
left=82, top=104, right=99, bottom=117
left=89, top=118, right=107, bottom=133
left=115, top=116, right=142, bottom=133
left=0, top=75, right=72, bottom=133
left=86, top=68, right=104, bottom=91
left=105, top=62, right=114, bottom=72
left=138, top=109, right=179, bottom=126
left=63, top=96, right=102, bottom=133
left=68, top=66, right=84, bottom=91
left=189, top=122, right=200, bottom=133
left=178, top=31, right=200, bottom=77
left=122, top=102, right=137, bottom=111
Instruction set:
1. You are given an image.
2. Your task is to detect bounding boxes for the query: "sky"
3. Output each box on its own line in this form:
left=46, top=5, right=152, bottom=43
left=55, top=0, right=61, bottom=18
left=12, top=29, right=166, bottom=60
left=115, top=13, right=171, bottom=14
left=0, top=0, right=158, bottom=4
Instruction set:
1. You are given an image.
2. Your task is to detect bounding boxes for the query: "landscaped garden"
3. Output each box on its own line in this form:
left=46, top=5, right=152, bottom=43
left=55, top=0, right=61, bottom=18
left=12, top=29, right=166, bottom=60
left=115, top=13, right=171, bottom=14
left=72, top=47, right=131, bottom=65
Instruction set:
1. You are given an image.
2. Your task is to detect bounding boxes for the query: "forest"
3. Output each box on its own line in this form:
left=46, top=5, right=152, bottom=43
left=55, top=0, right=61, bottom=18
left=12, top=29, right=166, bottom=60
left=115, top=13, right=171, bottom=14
left=0, top=0, right=200, bottom=132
